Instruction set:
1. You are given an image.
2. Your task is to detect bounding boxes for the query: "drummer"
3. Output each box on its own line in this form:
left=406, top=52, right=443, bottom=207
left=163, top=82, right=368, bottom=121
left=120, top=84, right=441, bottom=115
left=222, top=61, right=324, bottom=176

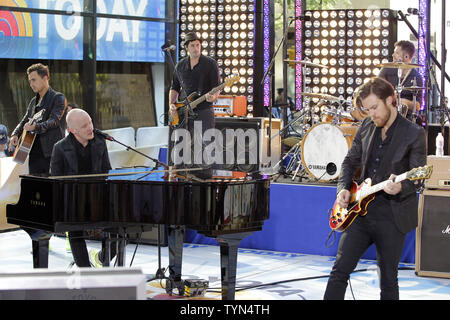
left=378, top=40, right=423, bottom=117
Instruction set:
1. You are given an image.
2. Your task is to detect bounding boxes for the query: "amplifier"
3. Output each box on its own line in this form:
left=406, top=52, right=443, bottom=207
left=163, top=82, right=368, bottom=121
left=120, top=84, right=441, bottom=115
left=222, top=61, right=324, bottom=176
left=213, top=95, right=247, bottom=117
left=425, top=155, right=450, bottom=189
left=416, top=189, right=450, bottom=279
left=214, top=117, right=281, bottom=173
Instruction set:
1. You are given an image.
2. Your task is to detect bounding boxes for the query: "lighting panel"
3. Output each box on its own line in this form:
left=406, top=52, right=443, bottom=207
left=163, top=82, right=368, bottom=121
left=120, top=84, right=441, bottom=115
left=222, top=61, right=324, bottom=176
left=178, top=0, right=257, bottom=116
left=302, top=9, right=397, bottom=123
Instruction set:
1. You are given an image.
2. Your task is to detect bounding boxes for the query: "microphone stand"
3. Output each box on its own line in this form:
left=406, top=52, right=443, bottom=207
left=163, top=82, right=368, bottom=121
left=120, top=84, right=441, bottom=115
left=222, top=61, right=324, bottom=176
left=99, top=130, right=181, bottom=289
left=398, top=10, right=450, bottom=83
left=260, top=17, right=296, bottom=168
left=97, top=131, right=171, bottom=284
left=270, top=107, right=307, bottom=142
left=398, top=9, right=450, bottom=127
left=99, top=132, right=167, bottom=173
left=439, top=0, right=450, bottom=129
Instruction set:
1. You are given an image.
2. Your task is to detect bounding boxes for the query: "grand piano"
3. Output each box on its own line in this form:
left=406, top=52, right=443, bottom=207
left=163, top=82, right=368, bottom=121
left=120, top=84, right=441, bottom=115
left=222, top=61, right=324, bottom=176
left=6, top=169, right=270, bottom=300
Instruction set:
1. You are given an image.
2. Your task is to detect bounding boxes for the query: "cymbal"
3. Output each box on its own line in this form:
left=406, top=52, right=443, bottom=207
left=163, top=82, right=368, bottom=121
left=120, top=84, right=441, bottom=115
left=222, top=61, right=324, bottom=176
left=403, top=86, right=428, bottom=91
left=298, top=92, right=340, bottom=102
left=284, top=59, right=328, bottom=69
left=377, top=62, right=423, bottom=69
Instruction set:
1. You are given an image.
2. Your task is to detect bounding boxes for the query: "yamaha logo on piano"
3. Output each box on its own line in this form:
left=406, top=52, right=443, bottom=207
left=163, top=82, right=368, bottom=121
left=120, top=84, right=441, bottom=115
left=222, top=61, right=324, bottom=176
left=30, top=192, right=46, bottom=207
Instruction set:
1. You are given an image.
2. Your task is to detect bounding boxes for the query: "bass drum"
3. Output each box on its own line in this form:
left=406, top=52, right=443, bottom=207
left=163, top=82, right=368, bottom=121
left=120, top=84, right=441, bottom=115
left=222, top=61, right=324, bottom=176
left=301, top=123, right=357, bottom=182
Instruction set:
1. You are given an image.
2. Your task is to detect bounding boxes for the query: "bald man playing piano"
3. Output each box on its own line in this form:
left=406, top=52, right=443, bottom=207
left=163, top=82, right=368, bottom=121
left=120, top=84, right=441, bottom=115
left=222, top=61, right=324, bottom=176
left=50, top=108, right=114, bottom=267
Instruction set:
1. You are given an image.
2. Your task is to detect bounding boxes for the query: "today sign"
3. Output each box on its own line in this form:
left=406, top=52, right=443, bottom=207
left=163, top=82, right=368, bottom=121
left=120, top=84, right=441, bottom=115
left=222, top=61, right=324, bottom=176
left=0, top=0, right=166, bottom=62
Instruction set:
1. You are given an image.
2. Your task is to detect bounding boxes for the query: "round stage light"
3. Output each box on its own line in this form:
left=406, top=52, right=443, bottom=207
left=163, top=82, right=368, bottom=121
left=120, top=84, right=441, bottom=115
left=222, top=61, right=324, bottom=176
left=303, top=8, right=398, bottom=123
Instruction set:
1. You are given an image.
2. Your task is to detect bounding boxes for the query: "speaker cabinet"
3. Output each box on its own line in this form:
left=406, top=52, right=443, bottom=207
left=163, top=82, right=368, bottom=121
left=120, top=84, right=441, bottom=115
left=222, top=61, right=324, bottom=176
left=167, top=117, right=281, bottom=173
left=425, top=155, right=450, bottom=190
left=416, top=189, right=450, bottom=278
left=214, top=117, right=281, bottom=173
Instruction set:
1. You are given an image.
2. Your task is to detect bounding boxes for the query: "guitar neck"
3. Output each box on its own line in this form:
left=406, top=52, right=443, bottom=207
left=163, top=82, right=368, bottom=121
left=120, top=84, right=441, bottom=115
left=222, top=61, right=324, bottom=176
left=359, top=172, right=407, bottom=199
left=189, top=82, right=227, bottom=109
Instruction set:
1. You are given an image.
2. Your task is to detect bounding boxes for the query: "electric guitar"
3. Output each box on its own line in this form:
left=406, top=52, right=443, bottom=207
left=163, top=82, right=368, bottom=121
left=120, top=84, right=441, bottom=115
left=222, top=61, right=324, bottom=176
left=169, top=74, right=240, bottom=127
left=329, top=165, right=433, bottom=232
left=13, top=108, right=46, bottom=164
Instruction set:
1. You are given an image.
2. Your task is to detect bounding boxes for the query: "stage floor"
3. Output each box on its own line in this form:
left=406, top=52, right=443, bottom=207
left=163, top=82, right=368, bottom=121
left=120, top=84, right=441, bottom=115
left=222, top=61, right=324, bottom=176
left=0, top=229, right=449, bottom=300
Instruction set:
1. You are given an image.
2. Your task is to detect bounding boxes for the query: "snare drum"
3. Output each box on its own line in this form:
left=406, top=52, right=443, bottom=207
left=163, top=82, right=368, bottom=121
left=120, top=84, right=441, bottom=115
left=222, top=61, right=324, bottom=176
left=350, top=108, right=369, bottom=121
left=321, top=109, right=358, bottom=123
left=301, top=123, right=357, bottom=181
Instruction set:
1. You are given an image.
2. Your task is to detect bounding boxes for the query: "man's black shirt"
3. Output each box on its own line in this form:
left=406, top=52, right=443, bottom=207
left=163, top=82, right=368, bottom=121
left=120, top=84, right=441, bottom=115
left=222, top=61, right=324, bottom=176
left=364, top=113, right=401, bottom=217
left=69, top=133, right=92, bottom=174
left=170, top=54, right=220, bottom=111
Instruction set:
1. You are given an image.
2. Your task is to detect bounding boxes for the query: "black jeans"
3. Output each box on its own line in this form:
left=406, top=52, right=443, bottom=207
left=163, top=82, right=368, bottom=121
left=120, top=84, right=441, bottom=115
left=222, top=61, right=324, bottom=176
left=69, top=231, right=117, bottom=267
left=324, top=212, right=406, bottom=300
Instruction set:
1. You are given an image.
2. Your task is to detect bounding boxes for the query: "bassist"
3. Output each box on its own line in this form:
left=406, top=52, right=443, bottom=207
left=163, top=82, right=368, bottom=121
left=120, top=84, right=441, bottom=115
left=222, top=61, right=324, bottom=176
left=323, top=78, right=426, bottom=300
left=169, top=31, right=220, bottom=132
left=166, top=32, right=220, bottom=292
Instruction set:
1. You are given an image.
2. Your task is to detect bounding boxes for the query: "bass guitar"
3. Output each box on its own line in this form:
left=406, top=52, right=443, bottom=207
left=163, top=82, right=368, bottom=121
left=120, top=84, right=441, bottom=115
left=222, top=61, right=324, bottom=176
left=329, top=165, right=433, bottom=232
left=169, top=74, right=240, bottom=127
left=13, top=108, right=46, bottom=164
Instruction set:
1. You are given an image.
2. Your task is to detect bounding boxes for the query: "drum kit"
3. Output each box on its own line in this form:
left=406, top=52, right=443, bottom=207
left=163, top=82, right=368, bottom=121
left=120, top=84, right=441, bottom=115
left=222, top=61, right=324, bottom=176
left=278, top=59, right=425, bottom=183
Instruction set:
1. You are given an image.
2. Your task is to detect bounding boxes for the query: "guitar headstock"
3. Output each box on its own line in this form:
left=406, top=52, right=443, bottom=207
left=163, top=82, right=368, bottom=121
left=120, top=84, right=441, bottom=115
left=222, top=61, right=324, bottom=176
left=406, top=165, right=433, bottom=181
left=224, top=74, right=240, bottom=88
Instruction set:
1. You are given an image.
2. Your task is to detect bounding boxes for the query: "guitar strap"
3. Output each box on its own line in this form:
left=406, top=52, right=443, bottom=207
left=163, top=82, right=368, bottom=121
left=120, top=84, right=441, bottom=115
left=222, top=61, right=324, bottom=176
left=32, top=91, right=57, bottom=121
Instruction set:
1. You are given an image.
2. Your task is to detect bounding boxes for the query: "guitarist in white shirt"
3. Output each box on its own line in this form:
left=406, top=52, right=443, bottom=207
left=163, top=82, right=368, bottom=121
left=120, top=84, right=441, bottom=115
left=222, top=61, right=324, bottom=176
left=9, top=63, right=66, bottom=176
left=323, top=78, right=426, bottom=300
left=8, top=63, right=66, bottom=268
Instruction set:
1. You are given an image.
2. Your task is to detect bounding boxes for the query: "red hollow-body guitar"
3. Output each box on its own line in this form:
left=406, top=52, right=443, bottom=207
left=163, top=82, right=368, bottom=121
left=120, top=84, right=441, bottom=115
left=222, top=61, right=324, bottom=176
left=329, top=165, right=433, bottom=232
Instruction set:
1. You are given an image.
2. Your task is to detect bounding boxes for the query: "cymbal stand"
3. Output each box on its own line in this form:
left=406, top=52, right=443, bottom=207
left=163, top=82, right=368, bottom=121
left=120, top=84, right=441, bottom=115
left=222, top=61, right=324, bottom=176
left=411, top=78, right=420, bottom=122
left=291, top=155, right=306, bottom=181
left=270, top=107, right=307, bottom=142
left=146, top=225, right=171, bottom=284
left=271, top=138, right=300, bottom=178
left=333, top=101, right=346, bottom=126
left=396, top=66, right=406, bottom=116
left=284, top=140, right=305, bottom=181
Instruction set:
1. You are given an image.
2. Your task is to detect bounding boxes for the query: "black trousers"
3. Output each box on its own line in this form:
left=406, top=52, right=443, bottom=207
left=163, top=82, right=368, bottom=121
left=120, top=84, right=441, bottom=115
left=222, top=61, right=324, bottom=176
left=69, top=231, right=117, bottom=267
left=324, top=208, right=406, bottom=300
left=29, top=139, right=50, bottom=176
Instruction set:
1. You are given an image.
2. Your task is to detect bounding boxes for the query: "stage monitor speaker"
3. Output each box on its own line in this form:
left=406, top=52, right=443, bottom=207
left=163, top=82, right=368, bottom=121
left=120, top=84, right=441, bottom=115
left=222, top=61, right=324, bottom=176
left=0, top=267, right=147, bottom=300
left=415, top=189, right=450, bottom=278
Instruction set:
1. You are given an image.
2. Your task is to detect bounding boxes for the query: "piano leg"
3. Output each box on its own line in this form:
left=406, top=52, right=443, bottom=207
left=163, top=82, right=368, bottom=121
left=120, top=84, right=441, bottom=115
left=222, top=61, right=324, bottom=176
left=102, top=233, right=112, bottom=267
left=31, top=239, right=50, bottom=268
left=217, top=232, right=253, bottom=300
left=23, top=228, right=52, bottom=268
left=116, top=236, right=126, bottom=267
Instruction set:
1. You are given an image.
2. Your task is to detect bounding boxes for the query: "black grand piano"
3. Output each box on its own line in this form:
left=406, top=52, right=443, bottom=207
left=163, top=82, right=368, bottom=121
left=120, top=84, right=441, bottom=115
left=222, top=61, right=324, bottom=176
left=6, top=171, right=270, bottom=300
